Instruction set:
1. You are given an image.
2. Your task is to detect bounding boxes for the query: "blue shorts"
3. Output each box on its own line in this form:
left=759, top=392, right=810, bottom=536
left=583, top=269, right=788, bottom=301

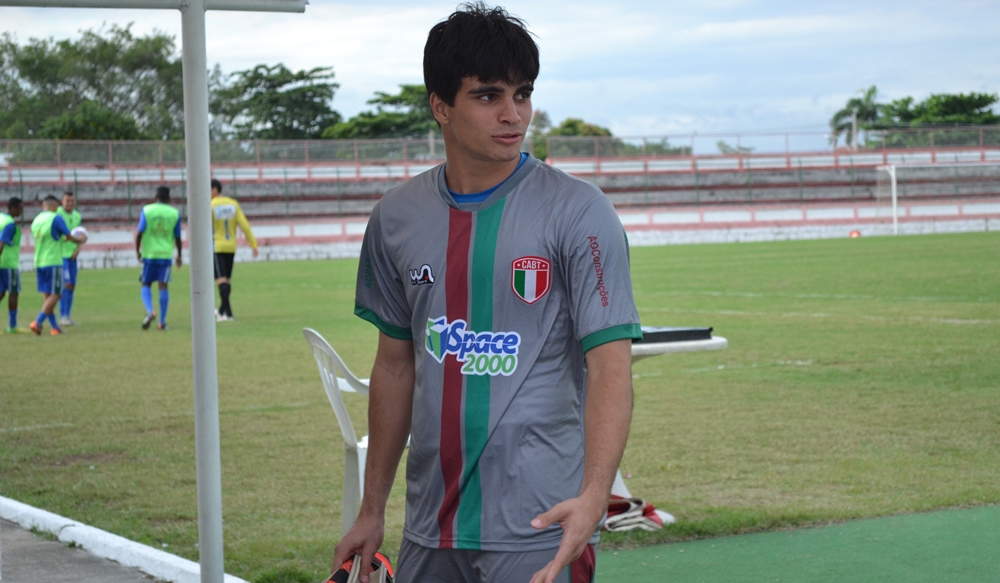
left=140, top=259, right=173, bottom=285
left=62, top=258, right=78, bottom=286
left=0, top=268, right=20, bottom=294
left=36, top=266, right=63, bottom=295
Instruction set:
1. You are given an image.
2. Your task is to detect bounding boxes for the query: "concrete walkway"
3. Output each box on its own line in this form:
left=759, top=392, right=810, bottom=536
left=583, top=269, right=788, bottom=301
left=1, top=519, right=155, bottom=583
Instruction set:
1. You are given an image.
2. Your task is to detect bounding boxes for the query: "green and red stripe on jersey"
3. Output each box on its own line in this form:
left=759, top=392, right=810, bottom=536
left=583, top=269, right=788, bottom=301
left=436, top=201, right=505, bottom=549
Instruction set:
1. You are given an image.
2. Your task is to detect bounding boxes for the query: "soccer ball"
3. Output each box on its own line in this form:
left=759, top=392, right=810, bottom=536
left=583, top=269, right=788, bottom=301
left=327, top=552, right=394, bottom=583
left=71, top=226, right=88, bottom=243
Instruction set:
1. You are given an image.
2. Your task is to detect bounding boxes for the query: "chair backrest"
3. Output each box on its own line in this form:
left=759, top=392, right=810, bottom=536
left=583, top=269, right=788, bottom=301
left=303, top=327, right=369, bottom=451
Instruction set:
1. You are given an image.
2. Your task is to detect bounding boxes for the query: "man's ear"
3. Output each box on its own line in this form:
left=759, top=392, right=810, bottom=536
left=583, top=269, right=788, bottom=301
left=429, top=92, right=451, bottom=126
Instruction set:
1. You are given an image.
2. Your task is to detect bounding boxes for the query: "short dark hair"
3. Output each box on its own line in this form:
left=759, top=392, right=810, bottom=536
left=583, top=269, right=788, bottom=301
left=423, top=2, right=539, bottom=106
left=62, top=191, right=75, bottom=197
left=7, top=197, right=21, bottom=210
left=155, top=186, right=170, bottom=202
left=211, top=178, right=222, bottom=193
left=43, top=195, right=60, bottom=205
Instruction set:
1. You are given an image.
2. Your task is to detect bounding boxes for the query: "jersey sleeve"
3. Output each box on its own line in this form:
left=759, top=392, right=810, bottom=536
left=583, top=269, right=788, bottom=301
left=235, top=205, right=257, bottom=248
left=173, top=216, right=182, bottom=239
left=51, top=215, right=71, bottom=240
left=0, top=223, right=14, bottom=245
left=137, top=210, right=147, bottom=233
left=563, top=193, right=642, bottom=352
left=354, top=203, right=413, bottom=340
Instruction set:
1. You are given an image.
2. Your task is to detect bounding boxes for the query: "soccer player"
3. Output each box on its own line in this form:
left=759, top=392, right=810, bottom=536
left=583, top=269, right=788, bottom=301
left=333, top=5, right=641, bottom=583
left=210, top=178, right=258, bottom=321
left=135, top=186, right=182, bottom=331
left=57, top=190, right=82, bottom=326
left=0, top=197, right=24, bottom=333
left=30, top=195, right=86, bottom=336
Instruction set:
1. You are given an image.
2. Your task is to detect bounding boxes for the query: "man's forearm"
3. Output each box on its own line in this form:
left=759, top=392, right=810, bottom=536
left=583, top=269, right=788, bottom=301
left=359, top=335, right=415, bottom=517
left=580, top=339, right=633, bottom=502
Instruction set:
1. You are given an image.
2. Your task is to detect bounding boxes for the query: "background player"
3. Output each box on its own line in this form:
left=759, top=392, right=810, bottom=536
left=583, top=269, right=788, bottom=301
left=135, top=186, right=182, bottom=331
left=0, top=197, right=24, bottom=333
left=30, top=195, right=85, bottom=336
left=57, top=190, right=82, bottom=326
left=210, top=178, right=258, bottom=322
left=334, top=5, right=639, bottom=583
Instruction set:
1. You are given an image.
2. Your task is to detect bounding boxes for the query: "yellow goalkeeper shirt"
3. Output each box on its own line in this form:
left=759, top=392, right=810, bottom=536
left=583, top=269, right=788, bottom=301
left=211, top=195, right=257, bottom=253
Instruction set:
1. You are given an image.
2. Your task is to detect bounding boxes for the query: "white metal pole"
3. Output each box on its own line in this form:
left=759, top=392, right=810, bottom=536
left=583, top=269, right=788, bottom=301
left=180, top=2, right=225, bottom=582
left=851, top=109, right=858, bottom=151
left=890, top=165, right=898, bottom=236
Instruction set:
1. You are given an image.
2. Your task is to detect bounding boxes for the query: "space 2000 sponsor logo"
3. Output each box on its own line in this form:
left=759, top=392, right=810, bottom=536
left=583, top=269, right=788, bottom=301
left=425, top=317, right=521, bottom=376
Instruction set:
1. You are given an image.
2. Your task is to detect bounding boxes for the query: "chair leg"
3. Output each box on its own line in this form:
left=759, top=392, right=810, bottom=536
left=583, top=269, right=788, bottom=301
left=343, top=449, right=361, bottom=536
left=611, top=469, right=632, bottom=498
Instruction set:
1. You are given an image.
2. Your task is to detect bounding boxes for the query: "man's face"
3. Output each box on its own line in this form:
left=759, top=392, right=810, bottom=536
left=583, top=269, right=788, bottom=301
left=9, top=204, right=22, bottom=218
left=61, top=195, right=75, bottom=212
left=433, top=77, right=533, bottom=164
left=211, top=187, right=220, bottom=197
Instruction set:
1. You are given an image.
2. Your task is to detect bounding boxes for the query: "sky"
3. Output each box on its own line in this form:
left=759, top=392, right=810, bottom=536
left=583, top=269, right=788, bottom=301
left=2, top=0, right=998, bottom=151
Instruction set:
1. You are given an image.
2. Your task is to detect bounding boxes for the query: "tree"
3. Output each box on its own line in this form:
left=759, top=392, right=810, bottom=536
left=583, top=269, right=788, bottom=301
left=322, top=84, right=435, bottom=140
left=0, top=25, right=184, bottom=140
left=527, top=110, right=552, bottom=159
left=39, top=99, right=144, bottom=140
left=829, top=85, right=882, bottom=148
left=881, top=92, right=999, bottom=126
left=716, top=140, right=753, bottom=155
left=548, top=117, right=612, bottom=137
left=211, top=64, right=341, bottom=140
left=531, top=113, right=613, bottom=158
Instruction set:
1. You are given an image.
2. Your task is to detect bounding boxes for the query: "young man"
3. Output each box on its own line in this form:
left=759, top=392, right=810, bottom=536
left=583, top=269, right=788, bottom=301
left=334, top=5, right=641, bottom=583
left=0, top=197, right=24, bottom=333
left=135, top=186, right=182, bottom=331
left=210, top=178, right=258, bottom=321
left=30, top=195, right=86, bottom=336
left=57, top=190, right=82, bottom=326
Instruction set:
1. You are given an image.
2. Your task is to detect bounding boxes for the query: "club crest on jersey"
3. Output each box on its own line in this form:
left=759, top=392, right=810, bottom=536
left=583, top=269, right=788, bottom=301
left=409, top=264, right=435, bottom=286
left=511, top=256, right=550, bottom=304
left=425, top=317, right=521, bottom=376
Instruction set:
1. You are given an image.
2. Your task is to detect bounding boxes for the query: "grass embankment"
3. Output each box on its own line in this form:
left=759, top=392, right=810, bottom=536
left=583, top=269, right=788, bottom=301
left=2, top=232, right=998, bottom=582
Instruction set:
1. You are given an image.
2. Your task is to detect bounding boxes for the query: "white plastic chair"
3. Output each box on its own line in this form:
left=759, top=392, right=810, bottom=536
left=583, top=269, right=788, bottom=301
left=303, top=327, right=372, bottom=535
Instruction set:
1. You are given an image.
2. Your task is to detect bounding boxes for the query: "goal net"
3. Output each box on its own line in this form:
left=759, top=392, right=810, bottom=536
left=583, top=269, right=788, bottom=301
left=875, top=165, right=898, bottom=235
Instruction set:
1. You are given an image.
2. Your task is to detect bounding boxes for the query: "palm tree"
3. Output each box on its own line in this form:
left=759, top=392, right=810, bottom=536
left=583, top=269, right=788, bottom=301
left=830, top=85, right=882, bottom=149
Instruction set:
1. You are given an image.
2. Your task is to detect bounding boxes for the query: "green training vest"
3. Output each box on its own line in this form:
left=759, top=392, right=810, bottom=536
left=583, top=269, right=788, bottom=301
left=32, top=211, right=63, bottom=268
left=140, top=203, right=180, bottom=260
left=57, top=207, right=82, bottom=259
left=0, top=213, right=20, bottom=270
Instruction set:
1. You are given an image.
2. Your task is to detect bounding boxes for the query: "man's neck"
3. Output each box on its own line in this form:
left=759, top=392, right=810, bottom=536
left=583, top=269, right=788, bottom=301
left=443, top=151, right=522, bottom=194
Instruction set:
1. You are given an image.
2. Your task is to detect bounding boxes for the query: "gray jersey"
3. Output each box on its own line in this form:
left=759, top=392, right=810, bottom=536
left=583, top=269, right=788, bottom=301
left=355, top=155, right=641, bottom=551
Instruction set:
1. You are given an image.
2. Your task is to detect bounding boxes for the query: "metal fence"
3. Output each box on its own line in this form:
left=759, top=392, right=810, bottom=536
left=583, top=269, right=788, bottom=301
left=0, top=135, right=455, bottom=166
left=545, top=126, right=1000, bottom=159
left=3, top=126, right=998, bottom=168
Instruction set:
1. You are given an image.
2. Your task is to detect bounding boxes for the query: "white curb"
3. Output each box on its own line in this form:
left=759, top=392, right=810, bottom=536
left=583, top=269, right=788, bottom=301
left=0, top=496, right=249, bottom=583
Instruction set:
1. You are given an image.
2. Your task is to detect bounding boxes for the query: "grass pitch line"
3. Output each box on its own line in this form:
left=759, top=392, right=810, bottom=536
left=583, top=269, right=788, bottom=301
left=0, top=495, right=249, bottom=583
left=647, top=306, right=999, bottom=326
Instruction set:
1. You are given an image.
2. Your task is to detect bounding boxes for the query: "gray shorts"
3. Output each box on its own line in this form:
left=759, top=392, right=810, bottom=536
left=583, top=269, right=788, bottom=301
left=395, top=538, right=596, bottom=583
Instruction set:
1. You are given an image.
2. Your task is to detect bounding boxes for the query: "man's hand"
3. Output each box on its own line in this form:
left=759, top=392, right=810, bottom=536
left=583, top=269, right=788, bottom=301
left=332, top=512, right=385, bottom=583
left=530, top=338, right=632, bottom=583
left=528, top=491, right=607, bottom=583
left=251, top=247, right=259, bottom=259
left=136, top=251, right=143, bottom=263
left=175, top=255, right=183, bottom=268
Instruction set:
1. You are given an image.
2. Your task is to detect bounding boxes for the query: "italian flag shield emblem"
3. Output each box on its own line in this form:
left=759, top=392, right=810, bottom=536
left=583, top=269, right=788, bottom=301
left=512, top=256, right=551, bottom=304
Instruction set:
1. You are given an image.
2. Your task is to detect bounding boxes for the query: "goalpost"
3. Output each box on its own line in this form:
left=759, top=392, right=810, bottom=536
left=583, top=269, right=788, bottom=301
left=875, top=164, right=898, bottom=235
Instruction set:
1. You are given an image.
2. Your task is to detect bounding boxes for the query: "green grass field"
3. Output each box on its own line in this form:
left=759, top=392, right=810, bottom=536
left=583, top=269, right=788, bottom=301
left=2, top=231, right=999, bottom=582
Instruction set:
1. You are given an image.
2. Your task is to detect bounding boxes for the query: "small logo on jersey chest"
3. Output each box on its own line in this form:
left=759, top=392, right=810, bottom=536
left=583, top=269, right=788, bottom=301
left=511, top=256, right=550, bottom=304
left=409, top=264, right=435, bottom=285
